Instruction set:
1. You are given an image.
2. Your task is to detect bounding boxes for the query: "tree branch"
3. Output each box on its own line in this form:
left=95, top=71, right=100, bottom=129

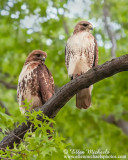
left=0, top=54, right=128, bottom=149
left=0, top=100, right=10, bottom=116
left=103, top=0, right=117, bottom=58
left=0, top=80, right=17, bottom=90
left=63, top=17, right=70, bottom=37
left=102, top=114, right=128, bottom=135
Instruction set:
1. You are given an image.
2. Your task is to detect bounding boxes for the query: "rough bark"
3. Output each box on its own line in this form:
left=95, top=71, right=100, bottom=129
left=0, top=54, right=128, bottom=149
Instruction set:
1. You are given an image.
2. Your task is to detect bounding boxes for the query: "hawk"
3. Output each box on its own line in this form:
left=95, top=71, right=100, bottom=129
left=65, top=21, right=98, bottom=109
left=17, top=50, right=54, bottom=113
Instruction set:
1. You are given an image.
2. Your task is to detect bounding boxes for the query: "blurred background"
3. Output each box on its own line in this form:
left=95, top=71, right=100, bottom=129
left=0, top=0, right=128, bottom=158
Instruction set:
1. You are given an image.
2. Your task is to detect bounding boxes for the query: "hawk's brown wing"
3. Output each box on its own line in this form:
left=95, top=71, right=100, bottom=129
left=93, top=38, right=98, bottom=66
left=37, top=64, right=54, bottom=104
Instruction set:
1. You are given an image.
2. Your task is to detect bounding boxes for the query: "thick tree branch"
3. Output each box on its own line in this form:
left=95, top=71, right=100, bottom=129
left=0, top=54, right=128, bottom=149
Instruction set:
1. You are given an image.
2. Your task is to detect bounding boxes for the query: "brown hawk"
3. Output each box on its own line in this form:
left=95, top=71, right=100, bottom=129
left=17, top=50, right=54, bottom=113
left=65, top=21, right=98, bottom=109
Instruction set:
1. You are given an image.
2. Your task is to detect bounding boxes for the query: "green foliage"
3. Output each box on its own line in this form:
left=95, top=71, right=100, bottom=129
left=0, top=0, right=128, bottom=159
left=0, top=108, right=67, bottom=160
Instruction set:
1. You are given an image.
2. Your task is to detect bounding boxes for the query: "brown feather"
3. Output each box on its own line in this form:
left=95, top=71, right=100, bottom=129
left=65, top=21, right=98, bottom=109
left=37, top=64, right=54, bottom=104
left=93, top=38, right=98, bottom=66
left=76, top=87, right=92, bottom=109
left=17, top=50, right=54, bottom=113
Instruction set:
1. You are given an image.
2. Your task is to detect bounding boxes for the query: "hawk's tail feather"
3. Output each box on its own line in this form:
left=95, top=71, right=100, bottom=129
left=76, top=86, right=92, bottom=109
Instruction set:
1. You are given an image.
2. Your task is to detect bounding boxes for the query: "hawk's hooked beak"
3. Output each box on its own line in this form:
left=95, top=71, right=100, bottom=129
left=39, top=57, right=46, bottom=62
left=89, top=24, right=93, bottom=30
left=42, top=57, right=46, bottom=62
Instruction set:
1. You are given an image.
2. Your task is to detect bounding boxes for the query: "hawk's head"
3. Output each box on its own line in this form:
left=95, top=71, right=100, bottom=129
left=73, top=21, right=93, bottom=34
left=26, top=50, right=47, bottom=64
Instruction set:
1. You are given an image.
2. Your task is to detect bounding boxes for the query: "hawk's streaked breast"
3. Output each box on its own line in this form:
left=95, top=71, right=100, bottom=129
left=65, top=21, right=98, bottom=109
left=17, top=62, right=42, bottom=113
left=65, top=31, right=95, bottom=77
left=17, top=50, right=55, bottom=113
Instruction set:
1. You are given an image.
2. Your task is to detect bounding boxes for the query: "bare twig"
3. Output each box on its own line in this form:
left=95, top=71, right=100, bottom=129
left=102, top=114, right=128, bottom=135
left=0, top=80, right=17, bottom=90
left=63, top=17, right=70, bottom=36
left=103, top=0, right=117, bottom=58
left=0, top=54, right=128, bottom=149
left=0, top=100, right=10, bottom=116
left=0, top=157, right=14, bottom=160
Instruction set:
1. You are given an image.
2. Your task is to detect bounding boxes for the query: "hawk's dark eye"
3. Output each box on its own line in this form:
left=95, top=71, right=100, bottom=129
left=36, top=54, right=40, bottom=57
left=82, top=24, right=88, bottom=27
